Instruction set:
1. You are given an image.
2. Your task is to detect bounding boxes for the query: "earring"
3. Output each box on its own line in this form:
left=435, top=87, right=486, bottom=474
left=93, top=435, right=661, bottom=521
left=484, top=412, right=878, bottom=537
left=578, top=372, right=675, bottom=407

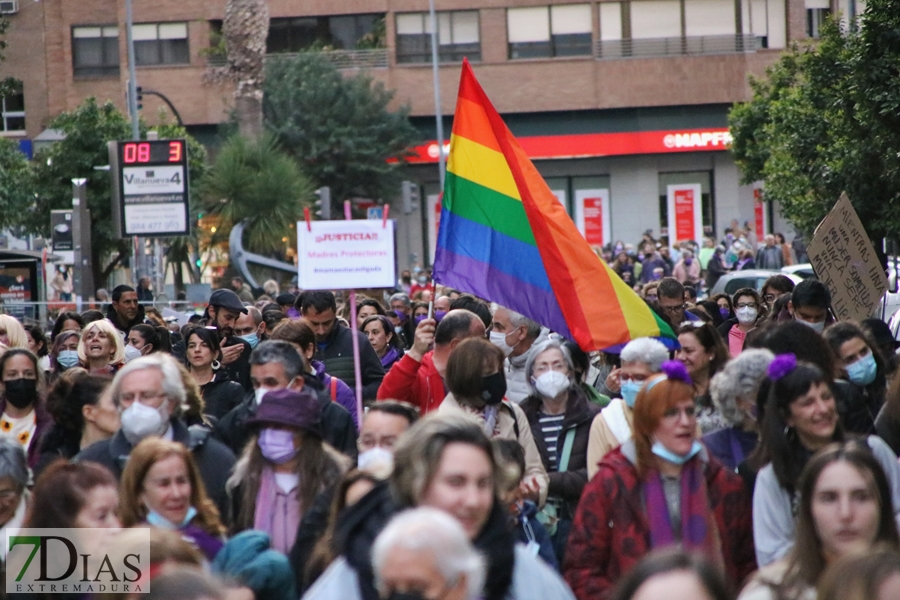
left=211, top=360, right=221, bottom=370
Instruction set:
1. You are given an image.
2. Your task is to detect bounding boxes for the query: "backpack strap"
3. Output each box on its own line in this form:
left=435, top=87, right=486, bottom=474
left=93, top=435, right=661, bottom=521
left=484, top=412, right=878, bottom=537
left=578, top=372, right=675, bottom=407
left=558, top=428, right=577, bottom=473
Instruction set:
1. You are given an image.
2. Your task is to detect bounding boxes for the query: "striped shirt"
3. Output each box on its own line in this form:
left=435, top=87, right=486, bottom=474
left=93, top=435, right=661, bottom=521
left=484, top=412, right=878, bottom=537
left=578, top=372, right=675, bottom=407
left=539, top=413, right=566, bottom=472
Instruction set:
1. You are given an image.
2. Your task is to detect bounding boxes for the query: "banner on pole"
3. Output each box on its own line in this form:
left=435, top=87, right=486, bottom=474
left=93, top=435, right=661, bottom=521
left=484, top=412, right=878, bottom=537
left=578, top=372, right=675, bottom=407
left=297, top=220, right=396, bottom=290
left=807, top=193, right=887, bottom=322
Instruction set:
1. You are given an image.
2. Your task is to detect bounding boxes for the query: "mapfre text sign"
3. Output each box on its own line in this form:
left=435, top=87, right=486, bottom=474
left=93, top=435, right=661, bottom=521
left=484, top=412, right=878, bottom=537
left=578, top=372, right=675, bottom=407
left=297, top=220, right=397, bottom=290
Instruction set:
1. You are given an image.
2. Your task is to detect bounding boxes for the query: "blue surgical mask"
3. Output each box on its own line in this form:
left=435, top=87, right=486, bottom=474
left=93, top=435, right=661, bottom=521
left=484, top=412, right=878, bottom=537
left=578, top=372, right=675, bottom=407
left=146, top=506, right=197, bottom=530
left=620, top=380, right=642, bottom=408
left=651, top=440, right=703, bottom=465
left=57, top=350, right=80, bottom=369
left=240, top=333, right=260, bottom=349
left=847, top=352, right=878, bottom=386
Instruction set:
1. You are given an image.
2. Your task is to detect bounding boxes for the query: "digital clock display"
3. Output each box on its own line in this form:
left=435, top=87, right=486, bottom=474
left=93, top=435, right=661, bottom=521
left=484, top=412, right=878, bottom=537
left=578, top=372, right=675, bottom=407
left=120, top=140, right=184, bottom=164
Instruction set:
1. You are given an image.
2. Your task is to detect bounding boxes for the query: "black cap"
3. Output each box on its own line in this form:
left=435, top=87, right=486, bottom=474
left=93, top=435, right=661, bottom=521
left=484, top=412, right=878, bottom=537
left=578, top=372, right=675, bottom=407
left=276, top=293, right=296, bottom=306
left=209, top=289, right=248, bottom=314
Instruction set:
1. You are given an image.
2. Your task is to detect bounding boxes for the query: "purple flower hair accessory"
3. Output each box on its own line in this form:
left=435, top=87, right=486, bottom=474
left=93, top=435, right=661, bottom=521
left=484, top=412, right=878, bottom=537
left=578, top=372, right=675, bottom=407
left=768, top=353, right=797, bottom=380
left=659, top=360, right=692, bottom=386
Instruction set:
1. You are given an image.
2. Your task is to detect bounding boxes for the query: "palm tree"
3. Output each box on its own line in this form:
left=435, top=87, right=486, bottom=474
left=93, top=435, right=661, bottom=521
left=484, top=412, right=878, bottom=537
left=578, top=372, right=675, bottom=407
left=222, top=0, right=269, bottom=140
left=201, top=134, right=314, bottom=260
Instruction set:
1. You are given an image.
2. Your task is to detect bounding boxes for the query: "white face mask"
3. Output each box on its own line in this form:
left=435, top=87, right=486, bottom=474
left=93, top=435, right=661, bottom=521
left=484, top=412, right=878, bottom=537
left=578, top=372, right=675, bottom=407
left=533, top=370, right=570, bottom=398
left=255, top=387, right=272, bottom=405
left=124, top=345, right=143, bottom=363
left=358, top=447, right=394, bottom=472
left=735, top=306, right=758, bottom=325
left=798, top=318, right=826, bottom=333
left=120, top=400, right=168, bottom=444
left=489, top=330, right=515, bottom=357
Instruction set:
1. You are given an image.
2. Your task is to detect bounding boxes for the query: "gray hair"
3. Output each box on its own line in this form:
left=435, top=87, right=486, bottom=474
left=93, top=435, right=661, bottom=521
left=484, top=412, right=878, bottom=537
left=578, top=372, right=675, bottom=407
left=490, top=304, right=542, bottom=340
left=247, top=306, right=262, bottom=326
left=620, top=337, right=669, bottom=372
left=525, top=339, right=575, bottom=390
left=373, top=507, right=486, bottom=600
left=709, top=349, right=775, bottom=426
left=109, top=354, right=186, bottom=416
left=248, top=340, right=305, bottom=380
left=389, top=293, right=411, bottom=308
left=0, top=438, right=28, bottom=490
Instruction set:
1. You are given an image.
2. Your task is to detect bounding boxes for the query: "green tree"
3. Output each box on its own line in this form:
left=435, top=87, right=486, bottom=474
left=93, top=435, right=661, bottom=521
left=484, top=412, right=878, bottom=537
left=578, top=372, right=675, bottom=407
left=201, top=134, right=314, bottom=259
left=729, top=2, right=900, bottom=240
left=26, top=99, right=133, bottom=287
left=0, top=137, right=32, bottom=231
left=263, top=52, right=420, bottom=211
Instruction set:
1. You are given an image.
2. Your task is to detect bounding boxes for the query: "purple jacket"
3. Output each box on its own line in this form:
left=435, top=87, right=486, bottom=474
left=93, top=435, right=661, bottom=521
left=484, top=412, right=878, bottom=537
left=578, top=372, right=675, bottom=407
left=312, top=360, right=358, bottom=428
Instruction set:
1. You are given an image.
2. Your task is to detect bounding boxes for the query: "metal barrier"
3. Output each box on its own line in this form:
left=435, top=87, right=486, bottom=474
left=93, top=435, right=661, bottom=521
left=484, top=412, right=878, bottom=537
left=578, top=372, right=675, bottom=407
left=596, top=34, right=757, bottom=59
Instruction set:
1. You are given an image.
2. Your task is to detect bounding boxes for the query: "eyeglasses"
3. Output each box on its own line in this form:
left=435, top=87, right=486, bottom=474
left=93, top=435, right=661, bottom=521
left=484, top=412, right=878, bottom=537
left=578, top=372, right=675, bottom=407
left=662, top=406, right=697, bottom=420
left=620, top=375, right=648, bottom=384
left=763, top=294, right=776, bottom=303
left=660, top=304, right=687, bottom=314
left=735, top=302, right=758, bottom=310
left=119, top=391, right=167, bottom=404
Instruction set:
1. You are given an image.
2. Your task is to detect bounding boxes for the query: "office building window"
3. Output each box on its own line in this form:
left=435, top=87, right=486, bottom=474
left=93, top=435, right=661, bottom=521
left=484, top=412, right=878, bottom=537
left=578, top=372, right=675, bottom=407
left=507, top=5, right=591, bottom=59
left=133, top=23, right=190, bottom=66
left=1, top=82, right=24, bottom=132
left=807, top=8, right=830, bottom=37
left=268, top=14, right=385, bottom=53
left=395, top=11, right=480, bottom=64
left=72, top=25, right=119, bottom=77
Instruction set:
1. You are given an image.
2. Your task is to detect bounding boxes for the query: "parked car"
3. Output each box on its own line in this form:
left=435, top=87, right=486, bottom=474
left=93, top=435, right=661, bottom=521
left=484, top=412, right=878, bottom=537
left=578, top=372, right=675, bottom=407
left=781, top=263, right=816, bottom=279
left=709, top=269, right=803, bottom=297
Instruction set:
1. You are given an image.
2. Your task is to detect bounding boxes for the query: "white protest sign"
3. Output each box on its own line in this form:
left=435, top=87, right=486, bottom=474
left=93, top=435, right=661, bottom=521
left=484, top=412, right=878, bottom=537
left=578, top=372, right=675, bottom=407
left=297, top=220, right=396, bottom=290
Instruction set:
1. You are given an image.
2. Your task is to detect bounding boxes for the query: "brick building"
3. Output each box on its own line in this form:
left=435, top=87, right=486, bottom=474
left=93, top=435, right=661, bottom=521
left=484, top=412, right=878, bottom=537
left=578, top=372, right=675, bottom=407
left=1, top=0, right=847, bottom=267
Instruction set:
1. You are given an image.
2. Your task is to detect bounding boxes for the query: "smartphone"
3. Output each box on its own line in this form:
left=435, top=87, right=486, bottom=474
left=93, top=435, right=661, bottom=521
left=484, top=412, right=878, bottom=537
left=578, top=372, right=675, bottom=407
left=427, top=300, right=434, bottom=320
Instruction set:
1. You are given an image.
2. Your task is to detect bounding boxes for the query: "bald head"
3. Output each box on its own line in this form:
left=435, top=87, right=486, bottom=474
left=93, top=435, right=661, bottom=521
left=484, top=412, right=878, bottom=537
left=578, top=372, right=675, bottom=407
left=435, top=309, right=485, bottom=347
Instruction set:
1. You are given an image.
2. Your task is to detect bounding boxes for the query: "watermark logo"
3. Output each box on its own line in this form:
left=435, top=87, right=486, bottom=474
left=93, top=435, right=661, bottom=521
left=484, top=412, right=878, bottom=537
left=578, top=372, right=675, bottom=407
left=7, top=528, right=150, bottom=594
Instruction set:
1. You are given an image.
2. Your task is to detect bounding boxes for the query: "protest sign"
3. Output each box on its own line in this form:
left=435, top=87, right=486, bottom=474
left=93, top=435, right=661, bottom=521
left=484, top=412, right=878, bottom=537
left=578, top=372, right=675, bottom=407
left=807, top=193, right=887, bottom=322
left=297, top=219, right=396, bottom=291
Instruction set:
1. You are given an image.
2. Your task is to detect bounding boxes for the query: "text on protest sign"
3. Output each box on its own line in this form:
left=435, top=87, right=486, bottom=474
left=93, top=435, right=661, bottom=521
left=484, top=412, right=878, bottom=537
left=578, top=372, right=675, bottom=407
left=297, top=220, right=397, bottom=290
left=807, top=193, right=887, bottom=322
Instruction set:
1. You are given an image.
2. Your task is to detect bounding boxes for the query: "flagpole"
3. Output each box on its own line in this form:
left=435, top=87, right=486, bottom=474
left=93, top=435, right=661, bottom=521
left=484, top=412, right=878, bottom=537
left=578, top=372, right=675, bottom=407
left=428, top=0, right=446, bottom=190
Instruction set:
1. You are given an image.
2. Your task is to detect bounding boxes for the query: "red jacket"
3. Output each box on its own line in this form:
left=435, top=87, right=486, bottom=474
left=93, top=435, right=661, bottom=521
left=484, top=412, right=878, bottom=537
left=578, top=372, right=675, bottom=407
left=563, top=444, right=756, bottom=599
left=376, top=352, right=446, bottom=414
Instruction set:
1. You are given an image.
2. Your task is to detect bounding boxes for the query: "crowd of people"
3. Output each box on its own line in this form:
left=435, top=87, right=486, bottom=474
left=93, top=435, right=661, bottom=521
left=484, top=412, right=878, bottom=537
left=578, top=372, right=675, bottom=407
left=0, top=260, right=898, bottom=600
left=603, top=223, right=808, bottom=293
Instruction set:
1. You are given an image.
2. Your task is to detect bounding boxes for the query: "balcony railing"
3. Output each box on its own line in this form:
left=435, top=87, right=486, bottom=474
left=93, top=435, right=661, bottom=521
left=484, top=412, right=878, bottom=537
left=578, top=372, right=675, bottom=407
left=596, top=34, right=757, bottom=60
left=207, top=48, right=389, bottom=69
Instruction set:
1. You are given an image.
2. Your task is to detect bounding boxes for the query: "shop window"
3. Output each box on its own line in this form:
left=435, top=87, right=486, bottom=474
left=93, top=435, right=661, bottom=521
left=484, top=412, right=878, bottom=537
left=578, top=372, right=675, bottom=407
left=134, top=23, right=190, bottom=66
left=72, top=25, right=120, bottom=77
left=507, top=5, right=592, bottom=59
left=1, top=82, right=24, bottom=133
left=395, top=11, right=480, bottom=64
left=268, top=14, right=385, bottom=53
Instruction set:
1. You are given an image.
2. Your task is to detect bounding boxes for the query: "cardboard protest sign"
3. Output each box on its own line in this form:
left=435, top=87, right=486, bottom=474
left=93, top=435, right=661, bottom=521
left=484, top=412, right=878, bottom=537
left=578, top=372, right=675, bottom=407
left=297, top=219, right=396, bottom=290
left=807, top=193, right=887, bottom=322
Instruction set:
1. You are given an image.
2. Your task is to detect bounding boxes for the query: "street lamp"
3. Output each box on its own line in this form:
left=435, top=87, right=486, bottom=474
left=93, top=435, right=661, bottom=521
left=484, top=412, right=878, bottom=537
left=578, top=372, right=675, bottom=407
left=428, top=0, right=445, bottom=190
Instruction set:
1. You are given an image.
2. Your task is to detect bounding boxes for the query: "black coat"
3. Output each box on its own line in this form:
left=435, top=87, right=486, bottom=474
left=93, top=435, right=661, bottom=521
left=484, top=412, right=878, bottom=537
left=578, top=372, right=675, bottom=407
left=314, top=324, right=384, bottom=400
left=74, top=418, right=236, bottom=519
left=519, top=386, right=601, bottom=517
left=200, top=370, right=245, bottom=420
left=213, top=375, right=358, bottom=460
left=105, top=304, right=146, bottom=334
left=220, top=335, right=253, bottom=393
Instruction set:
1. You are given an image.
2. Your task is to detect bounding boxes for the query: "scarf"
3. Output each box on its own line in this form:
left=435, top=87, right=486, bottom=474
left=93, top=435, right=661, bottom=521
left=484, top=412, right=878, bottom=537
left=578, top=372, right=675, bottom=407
left=253, top=466, right=302, bottom=554
left=380, top=346, right=400, bottom=369
left=644, top=458, right=723, bottom=567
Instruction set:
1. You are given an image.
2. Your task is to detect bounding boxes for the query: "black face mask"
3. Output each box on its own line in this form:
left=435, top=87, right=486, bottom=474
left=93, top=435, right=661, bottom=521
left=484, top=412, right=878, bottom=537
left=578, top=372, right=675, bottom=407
left=481, top=372, right=507, bottom=405
left=386, top=592, right=427, bottom=600
left=5, top=378, right=37, bottom=409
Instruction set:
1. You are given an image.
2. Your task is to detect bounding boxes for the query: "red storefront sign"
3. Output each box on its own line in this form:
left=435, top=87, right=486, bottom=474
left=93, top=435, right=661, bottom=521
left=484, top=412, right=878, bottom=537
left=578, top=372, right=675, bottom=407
left=406, top=128, right=733, bottom=163
left=582, top=197, right=604, bottom=246
left=673, top=189, right=696, bottom=242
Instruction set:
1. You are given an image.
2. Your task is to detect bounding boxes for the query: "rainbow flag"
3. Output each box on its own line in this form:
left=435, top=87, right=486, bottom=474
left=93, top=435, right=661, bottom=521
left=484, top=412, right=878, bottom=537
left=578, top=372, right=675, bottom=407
left=433, top=60, right=675, bottom=351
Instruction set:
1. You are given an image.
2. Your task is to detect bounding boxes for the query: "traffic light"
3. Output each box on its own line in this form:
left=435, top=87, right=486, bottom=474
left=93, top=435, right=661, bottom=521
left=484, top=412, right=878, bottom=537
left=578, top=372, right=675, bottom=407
left=136, top=86, right=143, bottom=110
left=195, top=257, right=202, bottom=268
left=401, top=180, right=420, bottom=214
left=314, top=186, right=331, bottom=220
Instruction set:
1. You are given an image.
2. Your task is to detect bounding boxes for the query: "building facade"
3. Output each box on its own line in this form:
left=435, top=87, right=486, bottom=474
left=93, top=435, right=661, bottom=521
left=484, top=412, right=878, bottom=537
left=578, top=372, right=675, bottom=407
left=1, top=0, right=852, bottom=268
